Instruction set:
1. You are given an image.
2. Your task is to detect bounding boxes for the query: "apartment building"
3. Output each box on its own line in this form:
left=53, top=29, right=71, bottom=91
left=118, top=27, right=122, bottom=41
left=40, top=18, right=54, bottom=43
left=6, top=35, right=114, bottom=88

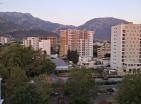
left=23, top=37, right=39, bottom=51
left=59, top=29, right=94, bottom=60
left=111, top=23, right=141, bottom=74
left=23, top=37, right=51, bottom=55
left=97, top=42, right=111, bottom=58
left=0, top=36, right=10, bottom=45
left=39, top=39, right=51, bottom=55
left=39, top=36, right=57, bottom=49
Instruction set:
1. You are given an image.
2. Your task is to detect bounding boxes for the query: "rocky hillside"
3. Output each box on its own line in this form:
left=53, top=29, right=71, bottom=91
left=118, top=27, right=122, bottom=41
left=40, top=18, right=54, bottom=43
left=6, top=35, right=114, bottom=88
left=79, top=17, right=128, bottom=40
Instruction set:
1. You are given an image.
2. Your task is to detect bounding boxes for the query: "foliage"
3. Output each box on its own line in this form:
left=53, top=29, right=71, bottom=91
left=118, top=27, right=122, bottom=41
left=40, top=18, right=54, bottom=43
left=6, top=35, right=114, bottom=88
left=0, top=43, right=56, bottom=104
left=67, top=50, right=79, bottom=64
left=0, top=43, right=56, bottom=77
left=116, top=74, right=141, bottom=104
left=9, top=81, right=52, bottom=104
left=64, top=69, right=96, bottom=104
left=3, top=67, right=28, bottom=104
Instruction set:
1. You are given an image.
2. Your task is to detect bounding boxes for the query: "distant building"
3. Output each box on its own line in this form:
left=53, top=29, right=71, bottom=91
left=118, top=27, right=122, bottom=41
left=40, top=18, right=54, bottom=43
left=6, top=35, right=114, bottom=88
left=23, top=37, right=51, bottom=55
left=39, top=39, right=51, bottom=55
left=0, top=36, right=10, bottom=45
left=59, top=29, right=94, bottom=61
left=93, top=42, right=104, bottom=46
left=23, top=37, right=39, bottom=51
left=111, top=23, right=141, bottom=74
left=97, top=42, right=111, bottom=58
left=39, top=36, right=57, bottom=50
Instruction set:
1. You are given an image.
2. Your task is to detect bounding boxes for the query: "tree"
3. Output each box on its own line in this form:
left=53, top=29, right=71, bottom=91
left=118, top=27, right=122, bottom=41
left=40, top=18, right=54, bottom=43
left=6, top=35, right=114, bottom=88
left=0, top=44, right=34, bottom=69
left=116, top=74, right=141, bottom=104
left=67, top=50, right=79, bottom=64
left=64, top=69, right=96, bottom=104
left=0, top=43, right=56, bottom=104
left=3, top=67, right=28, bottom=104
left=9, top=82, right=52, bottom=104
left=0, top=43, right=56, bottom=77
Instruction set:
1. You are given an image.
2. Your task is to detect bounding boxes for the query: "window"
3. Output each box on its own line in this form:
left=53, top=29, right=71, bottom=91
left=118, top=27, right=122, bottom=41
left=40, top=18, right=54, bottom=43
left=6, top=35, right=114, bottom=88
left=122, top=37, right=125, bottom=40
left=122, top=41, right=125, bottom=44
left=129, top=69, right=132, bottom=73
left=123, top=30, right=126, bottom=33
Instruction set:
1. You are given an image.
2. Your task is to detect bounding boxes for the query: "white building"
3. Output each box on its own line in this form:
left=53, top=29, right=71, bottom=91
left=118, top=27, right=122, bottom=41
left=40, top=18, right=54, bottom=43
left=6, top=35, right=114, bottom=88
left=79, top=31, right=94, bottom=61
left=111, top=23, right=141, bottom=74
left=0, top=36, right=10, bottom=45
left=23, top=37, right=39, bottom=51
left=39, top=39, right=51, bottom=55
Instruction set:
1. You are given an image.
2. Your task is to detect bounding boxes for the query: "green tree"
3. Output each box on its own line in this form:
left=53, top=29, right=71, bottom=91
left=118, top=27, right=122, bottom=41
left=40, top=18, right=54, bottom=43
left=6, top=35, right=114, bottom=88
left=67, top=50, right=79, bottom=64
left=0, top=44, right=34, bottom=69
left=3, top=67, right=28, bottom=104
left=64, top=69, right=96, bottom=104
left=0, top=43, right=56, bottom=78
left=116, top=74, right=141, bottom=104
left=0, top=43, right=56, bottom=104
left=9, top=82, right=52, bottom=104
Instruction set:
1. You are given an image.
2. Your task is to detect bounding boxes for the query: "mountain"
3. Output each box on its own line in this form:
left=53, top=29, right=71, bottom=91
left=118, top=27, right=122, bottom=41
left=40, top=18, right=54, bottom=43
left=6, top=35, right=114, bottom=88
left=5, top=30, right=58, bottom=40
left=0, top=16, right=24, bottom=33
left=79, top=17, right=128, bottom=40
left=0, top=12, right=74, bottom=33
left=0, top=12, right=129, bottom=40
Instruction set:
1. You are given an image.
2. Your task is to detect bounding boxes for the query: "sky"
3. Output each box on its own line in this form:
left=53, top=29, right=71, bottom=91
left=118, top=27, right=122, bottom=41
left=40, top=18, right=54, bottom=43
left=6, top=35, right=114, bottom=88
left=0, top=0, right=141, bottom=26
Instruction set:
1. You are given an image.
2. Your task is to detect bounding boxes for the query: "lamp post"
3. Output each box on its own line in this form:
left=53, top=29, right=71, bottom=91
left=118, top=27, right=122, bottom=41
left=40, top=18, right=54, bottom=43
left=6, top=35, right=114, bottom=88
left=0, top=78, right=3, bottom=104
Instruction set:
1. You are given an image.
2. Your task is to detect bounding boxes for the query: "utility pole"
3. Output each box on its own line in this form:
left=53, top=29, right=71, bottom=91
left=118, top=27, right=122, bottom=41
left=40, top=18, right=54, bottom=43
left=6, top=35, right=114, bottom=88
left=0, top=78, right=3, bottom=104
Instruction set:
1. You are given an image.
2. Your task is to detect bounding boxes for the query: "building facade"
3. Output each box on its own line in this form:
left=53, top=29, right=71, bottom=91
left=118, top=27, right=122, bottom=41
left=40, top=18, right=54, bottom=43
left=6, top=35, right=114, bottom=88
left=59, top=29, right=94, bottom=60
left=23, top=37, right=39, bottom=51
left=39, top=39, right=51, bottom=55
left=0, top=36, right=10, bottom=45
left=111, top=23, right=141, bottom=74
left=39, top=36, right=57, bottom=49
left=97, top=42, right=111, bottom=58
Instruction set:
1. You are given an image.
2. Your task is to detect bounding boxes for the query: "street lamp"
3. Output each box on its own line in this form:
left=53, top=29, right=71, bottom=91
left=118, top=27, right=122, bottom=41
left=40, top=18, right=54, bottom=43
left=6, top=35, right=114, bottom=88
left=0, top=78, right=3, bottom=104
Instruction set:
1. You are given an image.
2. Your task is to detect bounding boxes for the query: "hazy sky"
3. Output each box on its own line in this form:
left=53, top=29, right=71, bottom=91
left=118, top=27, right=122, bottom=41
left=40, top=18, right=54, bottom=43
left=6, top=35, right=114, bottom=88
left=0, top=0, right=141, bottom=26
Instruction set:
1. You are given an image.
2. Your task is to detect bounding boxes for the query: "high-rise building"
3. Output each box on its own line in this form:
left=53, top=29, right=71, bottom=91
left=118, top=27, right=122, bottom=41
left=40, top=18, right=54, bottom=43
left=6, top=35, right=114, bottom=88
left=59, top=29, right=94, bottom=60
left=111, top=23, right=141, bottom=74
left=39, top=39, right=51, bottom=55
left=59, top=30, right=68, bottom=56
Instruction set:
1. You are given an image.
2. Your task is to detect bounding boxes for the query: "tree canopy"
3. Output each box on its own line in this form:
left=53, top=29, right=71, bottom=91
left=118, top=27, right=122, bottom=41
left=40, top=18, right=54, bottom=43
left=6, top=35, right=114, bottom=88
left=116, top=74, right=141, bottom=104
left=0, top=43, right=56, bottom=104
left=0, top=43, right=56, bottom=78
left=67, top=50, right=79, bottom=64
left=64, top=69, right=96, bottom=104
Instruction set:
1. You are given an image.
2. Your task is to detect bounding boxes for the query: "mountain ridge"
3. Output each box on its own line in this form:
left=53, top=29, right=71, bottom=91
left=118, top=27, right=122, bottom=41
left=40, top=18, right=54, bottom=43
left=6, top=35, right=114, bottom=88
left=0, top=12, right=129, bottom=40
